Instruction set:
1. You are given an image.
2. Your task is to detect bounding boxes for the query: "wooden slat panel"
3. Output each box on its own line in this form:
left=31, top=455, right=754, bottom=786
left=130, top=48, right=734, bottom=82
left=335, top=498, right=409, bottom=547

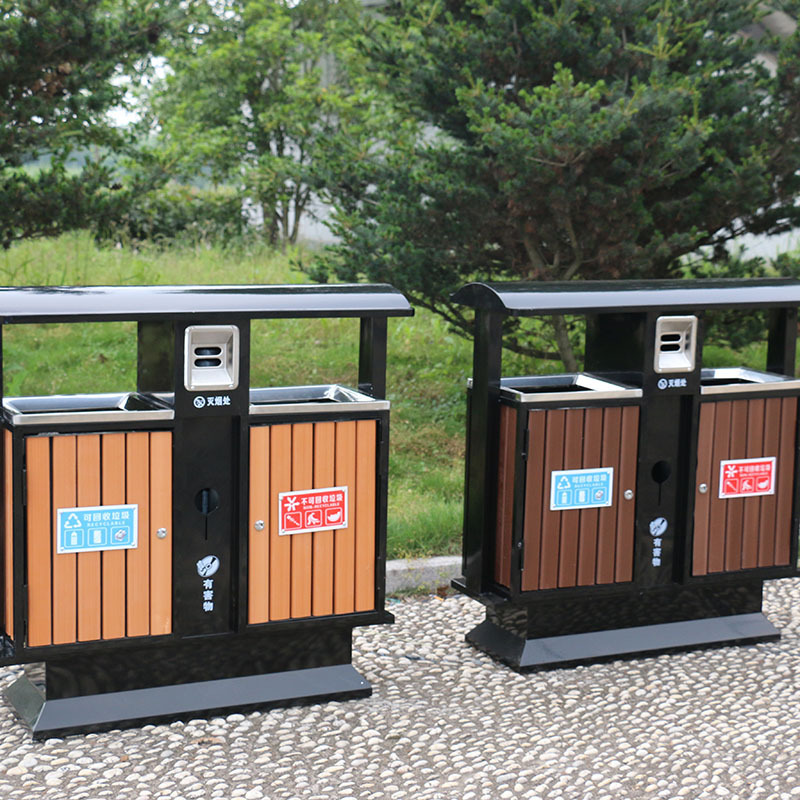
left=521, top=410, right=546, bottom=592
left=149, top=431, right=172, bottom=635
left=596, top=407, right=622, bottom=584
left=724, top=401, right=748, bottom=571
left=774, top=397, right=797, bottom=565
left=707, top=401, right=732, bottom=573
left=577, top=408, right=603, bottom=586
left=539, top=410, right=565, bottom=589
left=248, top=426, right=270, bottom=624
left=355, top=420, right=377, bottom=612
left=269, top=425, right=292, bottom=620
left=692, top=403, right=716, bottom=576
left=758, top=398, right=781, bottom=567
left=558, top=409, right=584, bottom=587
left=494, top=405, right=516, bottom=587
left=76, top=435, right=101, bottom=642
left=126, top=433, right=150, bottom=637
left=101, top=434, right=126, bottom=640
left=334, top=421, right=357, bottom=614
left=26, top=436, right=50, bottom=646
left=290, top=423, right=314, bottom=619
left=614, top=406, right=639, bottom=583
left=52, top=436, right=77, bottom=645
left=741, top=399, right=765, bottom=569
left=4, top=431, right=12, bottom=640
left=312, top=422, right=336, bottom=616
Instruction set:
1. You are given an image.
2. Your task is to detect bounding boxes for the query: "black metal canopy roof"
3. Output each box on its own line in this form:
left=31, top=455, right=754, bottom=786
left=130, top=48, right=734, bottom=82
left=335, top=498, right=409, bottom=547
left=451, top=279, right=800, bottom=316
left=0, top=284, right=413, bottom=323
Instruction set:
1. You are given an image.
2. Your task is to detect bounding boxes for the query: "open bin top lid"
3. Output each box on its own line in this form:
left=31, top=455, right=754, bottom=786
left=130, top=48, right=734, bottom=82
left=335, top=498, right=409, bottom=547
left=451, top=279, right=800, bottom=316
left=0, top=283, right=413, bottom=323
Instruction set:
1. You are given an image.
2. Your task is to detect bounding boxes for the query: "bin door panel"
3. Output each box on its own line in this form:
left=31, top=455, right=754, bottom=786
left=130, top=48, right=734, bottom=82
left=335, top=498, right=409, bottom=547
left=248, top=419, right=378, bottom=625
left=25, top=431, right=173, bottom=648
left=522, top=405, right=639, bottom=591
left=692, top=396, right=797, bottom=575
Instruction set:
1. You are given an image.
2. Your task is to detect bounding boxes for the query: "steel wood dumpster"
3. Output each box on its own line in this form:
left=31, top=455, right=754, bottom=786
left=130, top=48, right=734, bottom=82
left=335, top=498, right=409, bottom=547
left=452, top=279, right=800, bottom=671
left=0, top=284, right=412, bottom=737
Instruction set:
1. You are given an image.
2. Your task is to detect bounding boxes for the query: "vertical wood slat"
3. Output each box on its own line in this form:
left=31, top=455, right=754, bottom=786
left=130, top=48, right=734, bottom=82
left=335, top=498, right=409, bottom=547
left=126, top=433, right=150, bottom=637
left=558, top=409, right=584, bottom=587
left=354, top=420, right=377, bottom=612
left=521, top=410, right=546, bottom=592
left=25, top=436, right=50, bottom=646
left=101, top=434, right=127, bottom=640
left=269, top=425, right=292, bottom=620
left=149, top=431, right=172, bottom=636
left=614, top=406, right=639, bottom=583
left=758, top=398, right=781, bottom=567
left=741, top=398, right=765, bottom=569
left=724, top=401, right=749, bottom=572
left=290, top=424, right=314, bottom=619
left=4, top=431, right=13, bottom=640
left=707, top=402, right=732, bottom=573
left=595, top=407, right=622, bottom=584
left=312, top=422, right=336, bottom=617
left=692, top=403, right=716, bottom=576
left=774, top=397, right=797, bottom=565
left=76, top=435, right=102, bottom=642
left=52, top=436, right=77, bottom=645
left=539, top=410, right=566, bottom=590
left=334, top=421, right=357, bottom=615
left=577, top=408, right=603, bottom=586
left=494, top=405, right=516, bottom=587
left=248, top=426, right=270, bottom=624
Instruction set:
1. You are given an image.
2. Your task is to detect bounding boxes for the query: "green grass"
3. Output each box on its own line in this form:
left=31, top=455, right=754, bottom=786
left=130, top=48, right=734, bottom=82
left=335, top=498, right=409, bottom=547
left=0, top=232, right=471, bottom=558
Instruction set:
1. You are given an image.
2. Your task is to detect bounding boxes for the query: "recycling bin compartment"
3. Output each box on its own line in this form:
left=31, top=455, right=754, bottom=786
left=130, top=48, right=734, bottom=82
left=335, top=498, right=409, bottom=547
left=492, top=375, right=642, bottom=592
left=452, top=279, right=800, bottom=671
left=247, top=384, right=390, bottom=623
left=0, top=284, right=411, bottom=738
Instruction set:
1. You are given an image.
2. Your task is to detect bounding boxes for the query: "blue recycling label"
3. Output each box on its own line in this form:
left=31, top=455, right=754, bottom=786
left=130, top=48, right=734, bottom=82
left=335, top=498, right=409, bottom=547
left=57, top=505, right=138, bottom=554
left=550, top=468, right=614, bottom=511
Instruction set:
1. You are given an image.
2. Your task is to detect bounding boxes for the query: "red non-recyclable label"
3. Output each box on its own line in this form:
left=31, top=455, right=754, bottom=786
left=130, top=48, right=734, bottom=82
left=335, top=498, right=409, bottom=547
left=278, top=486, right=349, bottom=535
left=718, top=457, right=776, bottom=499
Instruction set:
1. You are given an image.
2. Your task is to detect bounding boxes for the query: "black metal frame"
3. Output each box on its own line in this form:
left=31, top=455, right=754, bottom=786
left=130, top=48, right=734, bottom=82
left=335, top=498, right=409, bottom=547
left=0, top=284, right=412, bottom=737
left=452, top=279, right=800, bottom=671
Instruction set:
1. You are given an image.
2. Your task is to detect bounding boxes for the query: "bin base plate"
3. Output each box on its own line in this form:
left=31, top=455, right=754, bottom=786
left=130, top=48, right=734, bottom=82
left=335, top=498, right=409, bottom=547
left=467, top=612, right=780, bottom=671
left=5, top=664, right=371, bottom=739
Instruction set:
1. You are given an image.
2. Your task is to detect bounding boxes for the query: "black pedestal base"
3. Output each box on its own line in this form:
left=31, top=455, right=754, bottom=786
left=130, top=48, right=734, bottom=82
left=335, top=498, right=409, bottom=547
left=3, top=623, right=375, bottom=738
left=467, top=612, right=780, bottom=671
left=463, top=581, right=781, bottom=671
left=7, top=663, right=371, bottom=739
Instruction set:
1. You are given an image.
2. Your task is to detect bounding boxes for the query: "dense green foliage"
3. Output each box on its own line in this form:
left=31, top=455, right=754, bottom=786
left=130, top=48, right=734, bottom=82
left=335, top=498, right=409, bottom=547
left=0, top=1, right=169, bottom=247
left=313, top=0, right=800, bottom=366
left=150, top=0, right=381, bottom=248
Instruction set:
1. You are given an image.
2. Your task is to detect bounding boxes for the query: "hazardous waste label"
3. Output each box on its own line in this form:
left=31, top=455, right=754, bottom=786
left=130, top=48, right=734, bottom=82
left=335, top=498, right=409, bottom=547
left=718, top=457, right=776, bottom=499
left=279, top=486, right=349, bottom=535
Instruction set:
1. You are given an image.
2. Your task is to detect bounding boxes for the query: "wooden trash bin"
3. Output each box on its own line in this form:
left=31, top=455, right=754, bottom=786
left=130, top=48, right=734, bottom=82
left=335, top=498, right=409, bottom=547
left=0, top=284, right=411, bottom=737
left=452, top=279, right=800, bottom=671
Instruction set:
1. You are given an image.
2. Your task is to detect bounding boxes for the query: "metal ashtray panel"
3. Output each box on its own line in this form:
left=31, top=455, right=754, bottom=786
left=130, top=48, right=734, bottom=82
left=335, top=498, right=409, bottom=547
left=249, top=384, right=389, bottom=416
left=700, top=367, right=800, bottom=396
left=3, top=392, right=175, bottom=426
left=498, top=373, right=642, bottom=404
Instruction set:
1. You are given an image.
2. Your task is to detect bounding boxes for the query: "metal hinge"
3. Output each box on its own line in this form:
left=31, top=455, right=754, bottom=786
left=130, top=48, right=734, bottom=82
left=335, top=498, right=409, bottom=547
left=520, top=427, right=530, bottom=461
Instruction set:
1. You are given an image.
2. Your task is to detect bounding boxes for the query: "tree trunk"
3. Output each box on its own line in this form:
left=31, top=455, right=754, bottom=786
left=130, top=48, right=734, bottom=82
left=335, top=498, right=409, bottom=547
left=551, top=314, right=578, bottom=371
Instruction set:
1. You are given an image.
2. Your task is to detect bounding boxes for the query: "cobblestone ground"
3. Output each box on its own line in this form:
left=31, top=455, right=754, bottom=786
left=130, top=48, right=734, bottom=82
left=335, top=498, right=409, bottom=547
left=1, top=580, right=800, bottom=799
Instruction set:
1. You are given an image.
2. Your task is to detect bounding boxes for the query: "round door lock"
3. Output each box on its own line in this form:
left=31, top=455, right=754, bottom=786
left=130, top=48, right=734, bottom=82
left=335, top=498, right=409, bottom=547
left=623, top=489, right=634, bottom=500
left=156, top=527, right=168, bottom=539
left=254, top=520, right=265, bottom=531
left=699, top=483, right=708, bottom=494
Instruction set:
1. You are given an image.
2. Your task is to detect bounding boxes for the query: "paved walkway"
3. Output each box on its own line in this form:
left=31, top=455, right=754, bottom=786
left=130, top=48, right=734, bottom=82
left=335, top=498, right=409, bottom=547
left=2, top=579, right=800, bottom=799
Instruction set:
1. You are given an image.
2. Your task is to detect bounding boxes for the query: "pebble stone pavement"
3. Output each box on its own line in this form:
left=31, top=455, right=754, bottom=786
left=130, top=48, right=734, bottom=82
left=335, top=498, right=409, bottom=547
left=1, top=581, right=800, bottom=800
